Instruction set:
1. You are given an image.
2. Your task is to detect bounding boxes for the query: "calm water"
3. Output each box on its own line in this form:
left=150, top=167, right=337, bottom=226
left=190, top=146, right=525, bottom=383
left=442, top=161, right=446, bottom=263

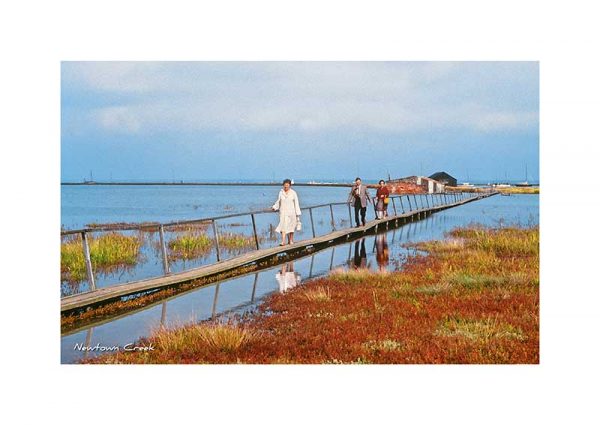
left=61, top=189, right=538, bottom=363
left=61, top=185, right=351, bottom=229
left=61, top=185, right=356, bottom=295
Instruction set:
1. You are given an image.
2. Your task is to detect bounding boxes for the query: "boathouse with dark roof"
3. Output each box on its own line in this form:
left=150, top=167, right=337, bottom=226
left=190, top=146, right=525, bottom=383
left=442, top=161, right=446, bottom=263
left=428, top=171, right=457, bottom=187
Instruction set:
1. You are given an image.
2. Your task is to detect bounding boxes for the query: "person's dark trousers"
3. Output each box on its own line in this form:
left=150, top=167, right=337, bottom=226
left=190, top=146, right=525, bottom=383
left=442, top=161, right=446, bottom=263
left=354, top=205, right=367, bottom=226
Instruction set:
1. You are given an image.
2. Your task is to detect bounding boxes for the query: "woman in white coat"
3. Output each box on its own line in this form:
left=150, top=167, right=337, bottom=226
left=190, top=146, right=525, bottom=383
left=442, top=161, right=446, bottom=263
left=271, top=178, right=302, bottom=245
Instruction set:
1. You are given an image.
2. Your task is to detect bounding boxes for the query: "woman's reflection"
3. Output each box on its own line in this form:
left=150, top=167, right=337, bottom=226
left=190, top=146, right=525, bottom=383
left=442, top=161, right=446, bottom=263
left=375, top=233, right=389, bottom=271
left=276, top=262, right=302, bottom=293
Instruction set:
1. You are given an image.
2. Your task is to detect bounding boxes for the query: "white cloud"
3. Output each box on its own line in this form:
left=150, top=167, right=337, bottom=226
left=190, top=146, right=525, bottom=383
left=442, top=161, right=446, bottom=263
left=93, top=106, right=141, bottom=133
left=64, top=61, right=538, bottom=136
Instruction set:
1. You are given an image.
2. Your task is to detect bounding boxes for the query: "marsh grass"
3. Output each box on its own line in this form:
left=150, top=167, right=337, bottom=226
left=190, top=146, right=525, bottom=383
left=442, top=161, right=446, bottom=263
left=153, top=323, right=255, bottom=354
left=363, top=339, right=404, bottom=352
left=86, top=225, right=539, bottom=364
left=497, top=187, right=539, bottom=195
left=61, top=232, right=142, bottom=283
left=328, top=267, right=376, bottom=284
left=218, top=232, right=261, bottom=251
left=435, top=316, right=526, bottom=342
left=444, top=272, right=508, bottom=290
left=449, top=226, right=539, bottom=257
left=302, top=286, right=331, bottom=302
left=167, top=230, right=261, bottom=260
left=168, top=231, right=212, bottom=260
left=414, top=282, right=452, bottom=295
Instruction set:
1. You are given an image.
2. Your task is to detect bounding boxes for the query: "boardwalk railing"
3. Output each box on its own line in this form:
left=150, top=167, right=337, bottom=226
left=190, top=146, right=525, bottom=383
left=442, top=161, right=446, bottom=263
left=61, top=190, right=484, bottom=294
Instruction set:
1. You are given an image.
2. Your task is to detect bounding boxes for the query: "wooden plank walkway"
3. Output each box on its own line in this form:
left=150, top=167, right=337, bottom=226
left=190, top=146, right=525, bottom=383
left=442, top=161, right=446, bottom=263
left=61, top=193, right=494, bottom=313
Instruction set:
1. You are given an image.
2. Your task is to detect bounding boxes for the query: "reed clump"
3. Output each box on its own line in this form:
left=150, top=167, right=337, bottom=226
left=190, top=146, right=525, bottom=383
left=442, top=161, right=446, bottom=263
left=219, top=232, right=260, bottom=251
left=302, top=286, right=331, bottom=302
left=435, top=316, right=525, bottom=342
left=61, top=232, right=142, bottom=283
left=168, top=231, right=212, bottom=260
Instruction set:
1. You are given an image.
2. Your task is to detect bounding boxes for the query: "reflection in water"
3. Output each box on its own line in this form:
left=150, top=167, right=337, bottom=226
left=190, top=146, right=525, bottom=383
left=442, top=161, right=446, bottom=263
left=375, top=233, right=389, bottom=271
left=160, top=302, right=167, bottom=327
left=352, top=239, right=368, bottom=269
left=276, top=262, right=302, bottom=293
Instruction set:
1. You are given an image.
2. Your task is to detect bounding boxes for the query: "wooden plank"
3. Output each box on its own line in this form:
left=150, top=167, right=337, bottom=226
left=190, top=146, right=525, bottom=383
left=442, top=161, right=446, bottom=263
left=61, top=193, right=495, bottom=313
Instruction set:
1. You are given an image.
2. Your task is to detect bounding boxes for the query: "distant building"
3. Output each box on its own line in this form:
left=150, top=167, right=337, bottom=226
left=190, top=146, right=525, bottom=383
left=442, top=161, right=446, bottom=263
left=387, top=175, right=445, bottom=194
left=428, top=171, right=457, bottom=187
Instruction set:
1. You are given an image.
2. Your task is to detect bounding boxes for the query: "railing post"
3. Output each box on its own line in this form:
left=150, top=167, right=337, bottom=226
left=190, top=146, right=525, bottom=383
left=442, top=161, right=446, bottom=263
left=81, top=231, right=96, bottom=291
left=309, top=207, right=316, bottom=238
left=83, top=327, right=93, bottom=359
left=159, top=224, right=171, bottom=275
left=348, top=203, right=353, bottom=227
left=329, top=247, right=335, bottom=270
left=398, top=196, right=405, bottom=214
left=391, top=197, right=397, bottom=216
left=425, top=194, right=430, bottom=208
left=211, top=282, right=220, bottom=320
left=211, top=219, right=221, bottom=262
left=251, top=213, right=260, bottom=250
left=329, top=204, right=336, bottom=231
left=250, top=272, right=259, bottom=303
left=407, top=195, right=412, bottom=212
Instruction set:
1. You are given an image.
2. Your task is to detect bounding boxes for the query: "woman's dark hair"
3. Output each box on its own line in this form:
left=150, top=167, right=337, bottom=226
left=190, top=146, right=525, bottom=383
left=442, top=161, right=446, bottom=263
left=379, top=179, right=385, bottom=184
left=355, top=177, right=361, bottom=182
left=283, top=179, right=292, bottom=185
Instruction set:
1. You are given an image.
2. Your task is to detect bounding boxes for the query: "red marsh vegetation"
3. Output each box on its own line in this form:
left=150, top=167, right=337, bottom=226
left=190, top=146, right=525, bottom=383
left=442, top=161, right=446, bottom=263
left=85, top=226, right=539, bottom=364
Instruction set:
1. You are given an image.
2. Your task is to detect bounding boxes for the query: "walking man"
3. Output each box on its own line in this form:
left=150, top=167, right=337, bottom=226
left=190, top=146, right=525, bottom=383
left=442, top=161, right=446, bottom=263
left=347, top=177, right=371, bottom=227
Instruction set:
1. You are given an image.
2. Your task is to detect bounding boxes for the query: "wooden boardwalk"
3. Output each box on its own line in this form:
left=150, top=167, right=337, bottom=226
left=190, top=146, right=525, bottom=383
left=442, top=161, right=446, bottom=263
left=61, top=193, right=495, bottom=313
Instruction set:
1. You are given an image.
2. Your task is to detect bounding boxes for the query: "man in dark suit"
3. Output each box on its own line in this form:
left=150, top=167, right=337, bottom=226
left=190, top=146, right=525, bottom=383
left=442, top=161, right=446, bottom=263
left=347, top=177, right=372, bottom=227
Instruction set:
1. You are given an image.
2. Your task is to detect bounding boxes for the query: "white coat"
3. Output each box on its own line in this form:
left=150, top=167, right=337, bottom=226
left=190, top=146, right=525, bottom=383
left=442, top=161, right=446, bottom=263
left=272, top=188, right=302, bottom=233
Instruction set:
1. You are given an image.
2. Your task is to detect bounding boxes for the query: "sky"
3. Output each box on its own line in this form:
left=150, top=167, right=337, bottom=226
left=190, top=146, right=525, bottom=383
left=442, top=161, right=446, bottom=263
left=61, top=61, right=539, bottom=183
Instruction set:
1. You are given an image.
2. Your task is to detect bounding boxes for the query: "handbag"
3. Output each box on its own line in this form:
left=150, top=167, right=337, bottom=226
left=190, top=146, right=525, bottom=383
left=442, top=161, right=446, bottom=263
left=384, top=197, right=390, bottom=204
left=296, top=220, right=302, bottom=231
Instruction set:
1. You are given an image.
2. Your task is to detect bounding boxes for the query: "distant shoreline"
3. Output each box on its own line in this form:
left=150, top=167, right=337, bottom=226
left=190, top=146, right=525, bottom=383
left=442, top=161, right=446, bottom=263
left=61, top=181, right=539, bottom=188
left=61, top=182, right=354, bottom=187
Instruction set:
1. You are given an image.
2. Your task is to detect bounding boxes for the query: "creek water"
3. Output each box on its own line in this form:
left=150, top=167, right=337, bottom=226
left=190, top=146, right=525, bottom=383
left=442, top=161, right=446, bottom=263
left=60, top=190, right=538, bottom=363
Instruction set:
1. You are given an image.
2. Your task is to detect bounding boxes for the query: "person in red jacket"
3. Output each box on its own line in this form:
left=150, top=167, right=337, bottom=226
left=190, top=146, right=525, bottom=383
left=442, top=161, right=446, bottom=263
left=375, top=179, right=390, bottom=219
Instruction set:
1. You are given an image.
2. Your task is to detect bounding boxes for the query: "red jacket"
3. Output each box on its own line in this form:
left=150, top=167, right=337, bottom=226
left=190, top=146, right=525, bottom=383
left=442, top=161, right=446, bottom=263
left=376, top=186, right=390, bottom=199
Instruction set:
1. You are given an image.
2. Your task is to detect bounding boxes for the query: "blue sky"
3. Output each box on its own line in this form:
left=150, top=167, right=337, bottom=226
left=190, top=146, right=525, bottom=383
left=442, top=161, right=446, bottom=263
left=61, top=62, right=539, bottom=183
